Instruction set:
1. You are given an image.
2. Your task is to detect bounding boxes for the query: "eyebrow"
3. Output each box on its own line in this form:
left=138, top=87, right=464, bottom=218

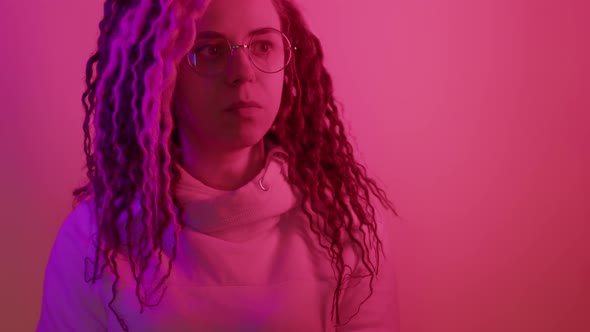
left=196, top=27, right=278, bottom=40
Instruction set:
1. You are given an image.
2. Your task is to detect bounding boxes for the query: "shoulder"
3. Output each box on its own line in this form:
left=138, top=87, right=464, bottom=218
left=51, top=200, right=98, bottom=258
left=56, top=197, right=146, bottom=250
left=342, top=206, right=396, bottom=260
left=38, top=200, right=108, bottom=331
left=335, top=209, right=401, bottom=329
left=61, top=200, right=96, bottom=236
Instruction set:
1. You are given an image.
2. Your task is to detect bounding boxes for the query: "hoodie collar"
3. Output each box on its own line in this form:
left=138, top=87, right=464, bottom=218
left=174, top=141, right=298, bottom=236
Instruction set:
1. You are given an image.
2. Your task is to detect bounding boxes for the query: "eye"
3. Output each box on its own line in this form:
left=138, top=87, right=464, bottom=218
left=198, top=45, right=220, bottom=57
left=251, top=40, right=274, bottom=54
left=194, top=41, right=228, bottom=59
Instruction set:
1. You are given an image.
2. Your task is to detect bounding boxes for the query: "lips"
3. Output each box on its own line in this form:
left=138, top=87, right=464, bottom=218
left=224, top=101, right=263, bottom=112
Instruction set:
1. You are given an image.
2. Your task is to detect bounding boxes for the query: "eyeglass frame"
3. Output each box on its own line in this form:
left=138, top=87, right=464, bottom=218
left=186, top=27, right=298, bottom=76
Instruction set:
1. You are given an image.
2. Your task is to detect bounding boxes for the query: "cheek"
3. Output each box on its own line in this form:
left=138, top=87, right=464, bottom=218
left=177, top=61, right=216, bottom=108
left=179, top=78, right=219, bottom=113
left=265, top=75, right=285, bottom=109
left=186, top=81, right=215, bottom=109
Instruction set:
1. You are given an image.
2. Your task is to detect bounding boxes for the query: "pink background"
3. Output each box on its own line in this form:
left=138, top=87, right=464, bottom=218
left=1, top=0, right=589, bottom=331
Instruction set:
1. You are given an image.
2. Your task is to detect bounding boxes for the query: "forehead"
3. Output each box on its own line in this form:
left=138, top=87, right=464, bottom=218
left=196, top=0, right=281, bottom=40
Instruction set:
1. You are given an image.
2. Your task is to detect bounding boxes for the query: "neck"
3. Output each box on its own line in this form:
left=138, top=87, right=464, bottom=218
left=178, top=136, right=267, bottom=191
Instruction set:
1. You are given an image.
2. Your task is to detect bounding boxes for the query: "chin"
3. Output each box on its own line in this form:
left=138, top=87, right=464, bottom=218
left=228, top=132, right=267, bottom=149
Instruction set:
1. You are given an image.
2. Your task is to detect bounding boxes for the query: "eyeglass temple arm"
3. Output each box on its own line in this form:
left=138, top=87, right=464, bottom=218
left=229, top=45, right=299, bottom=51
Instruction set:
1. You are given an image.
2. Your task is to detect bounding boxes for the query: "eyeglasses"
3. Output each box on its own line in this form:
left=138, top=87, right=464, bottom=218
left=187, top=27, right=297, bottom=76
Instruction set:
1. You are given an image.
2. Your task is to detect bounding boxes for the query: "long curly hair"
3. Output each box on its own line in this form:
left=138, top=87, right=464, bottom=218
left=73, top=0, right=399, bottom=330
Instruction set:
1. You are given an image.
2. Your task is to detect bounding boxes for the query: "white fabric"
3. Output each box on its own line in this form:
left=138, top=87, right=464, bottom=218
left=36, top=143, right=399, bottom=331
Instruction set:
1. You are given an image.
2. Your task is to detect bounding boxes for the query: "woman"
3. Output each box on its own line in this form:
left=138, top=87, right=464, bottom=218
left=37, top=0, right=400, bottom=330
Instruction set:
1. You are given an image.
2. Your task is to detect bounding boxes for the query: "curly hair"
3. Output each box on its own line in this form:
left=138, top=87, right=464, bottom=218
left=73, top=0, right=399, bottom=330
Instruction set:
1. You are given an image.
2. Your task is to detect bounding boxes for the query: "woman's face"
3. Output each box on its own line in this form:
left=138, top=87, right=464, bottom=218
left=174, top=0, right=284, bottom=151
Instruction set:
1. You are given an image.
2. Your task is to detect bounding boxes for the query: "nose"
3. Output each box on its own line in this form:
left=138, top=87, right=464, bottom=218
left=225, top=46, right=256, bottom=85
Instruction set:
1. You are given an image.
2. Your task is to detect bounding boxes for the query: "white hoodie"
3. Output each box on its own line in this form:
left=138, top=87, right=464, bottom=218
left=36, top=142, right=399, bottom=331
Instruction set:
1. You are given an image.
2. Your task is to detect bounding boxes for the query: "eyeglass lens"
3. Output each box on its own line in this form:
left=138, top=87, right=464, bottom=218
left=189, top=29, right=292, bottom=74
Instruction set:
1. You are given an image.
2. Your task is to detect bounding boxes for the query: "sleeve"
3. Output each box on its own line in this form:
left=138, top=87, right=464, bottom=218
left=36, top=203, right=108, bottom=332
left=336, top=213, right=400, bottom=332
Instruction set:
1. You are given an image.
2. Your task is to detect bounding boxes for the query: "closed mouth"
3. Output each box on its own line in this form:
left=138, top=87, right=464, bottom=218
left=225, top=101, right=263, bottom=112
